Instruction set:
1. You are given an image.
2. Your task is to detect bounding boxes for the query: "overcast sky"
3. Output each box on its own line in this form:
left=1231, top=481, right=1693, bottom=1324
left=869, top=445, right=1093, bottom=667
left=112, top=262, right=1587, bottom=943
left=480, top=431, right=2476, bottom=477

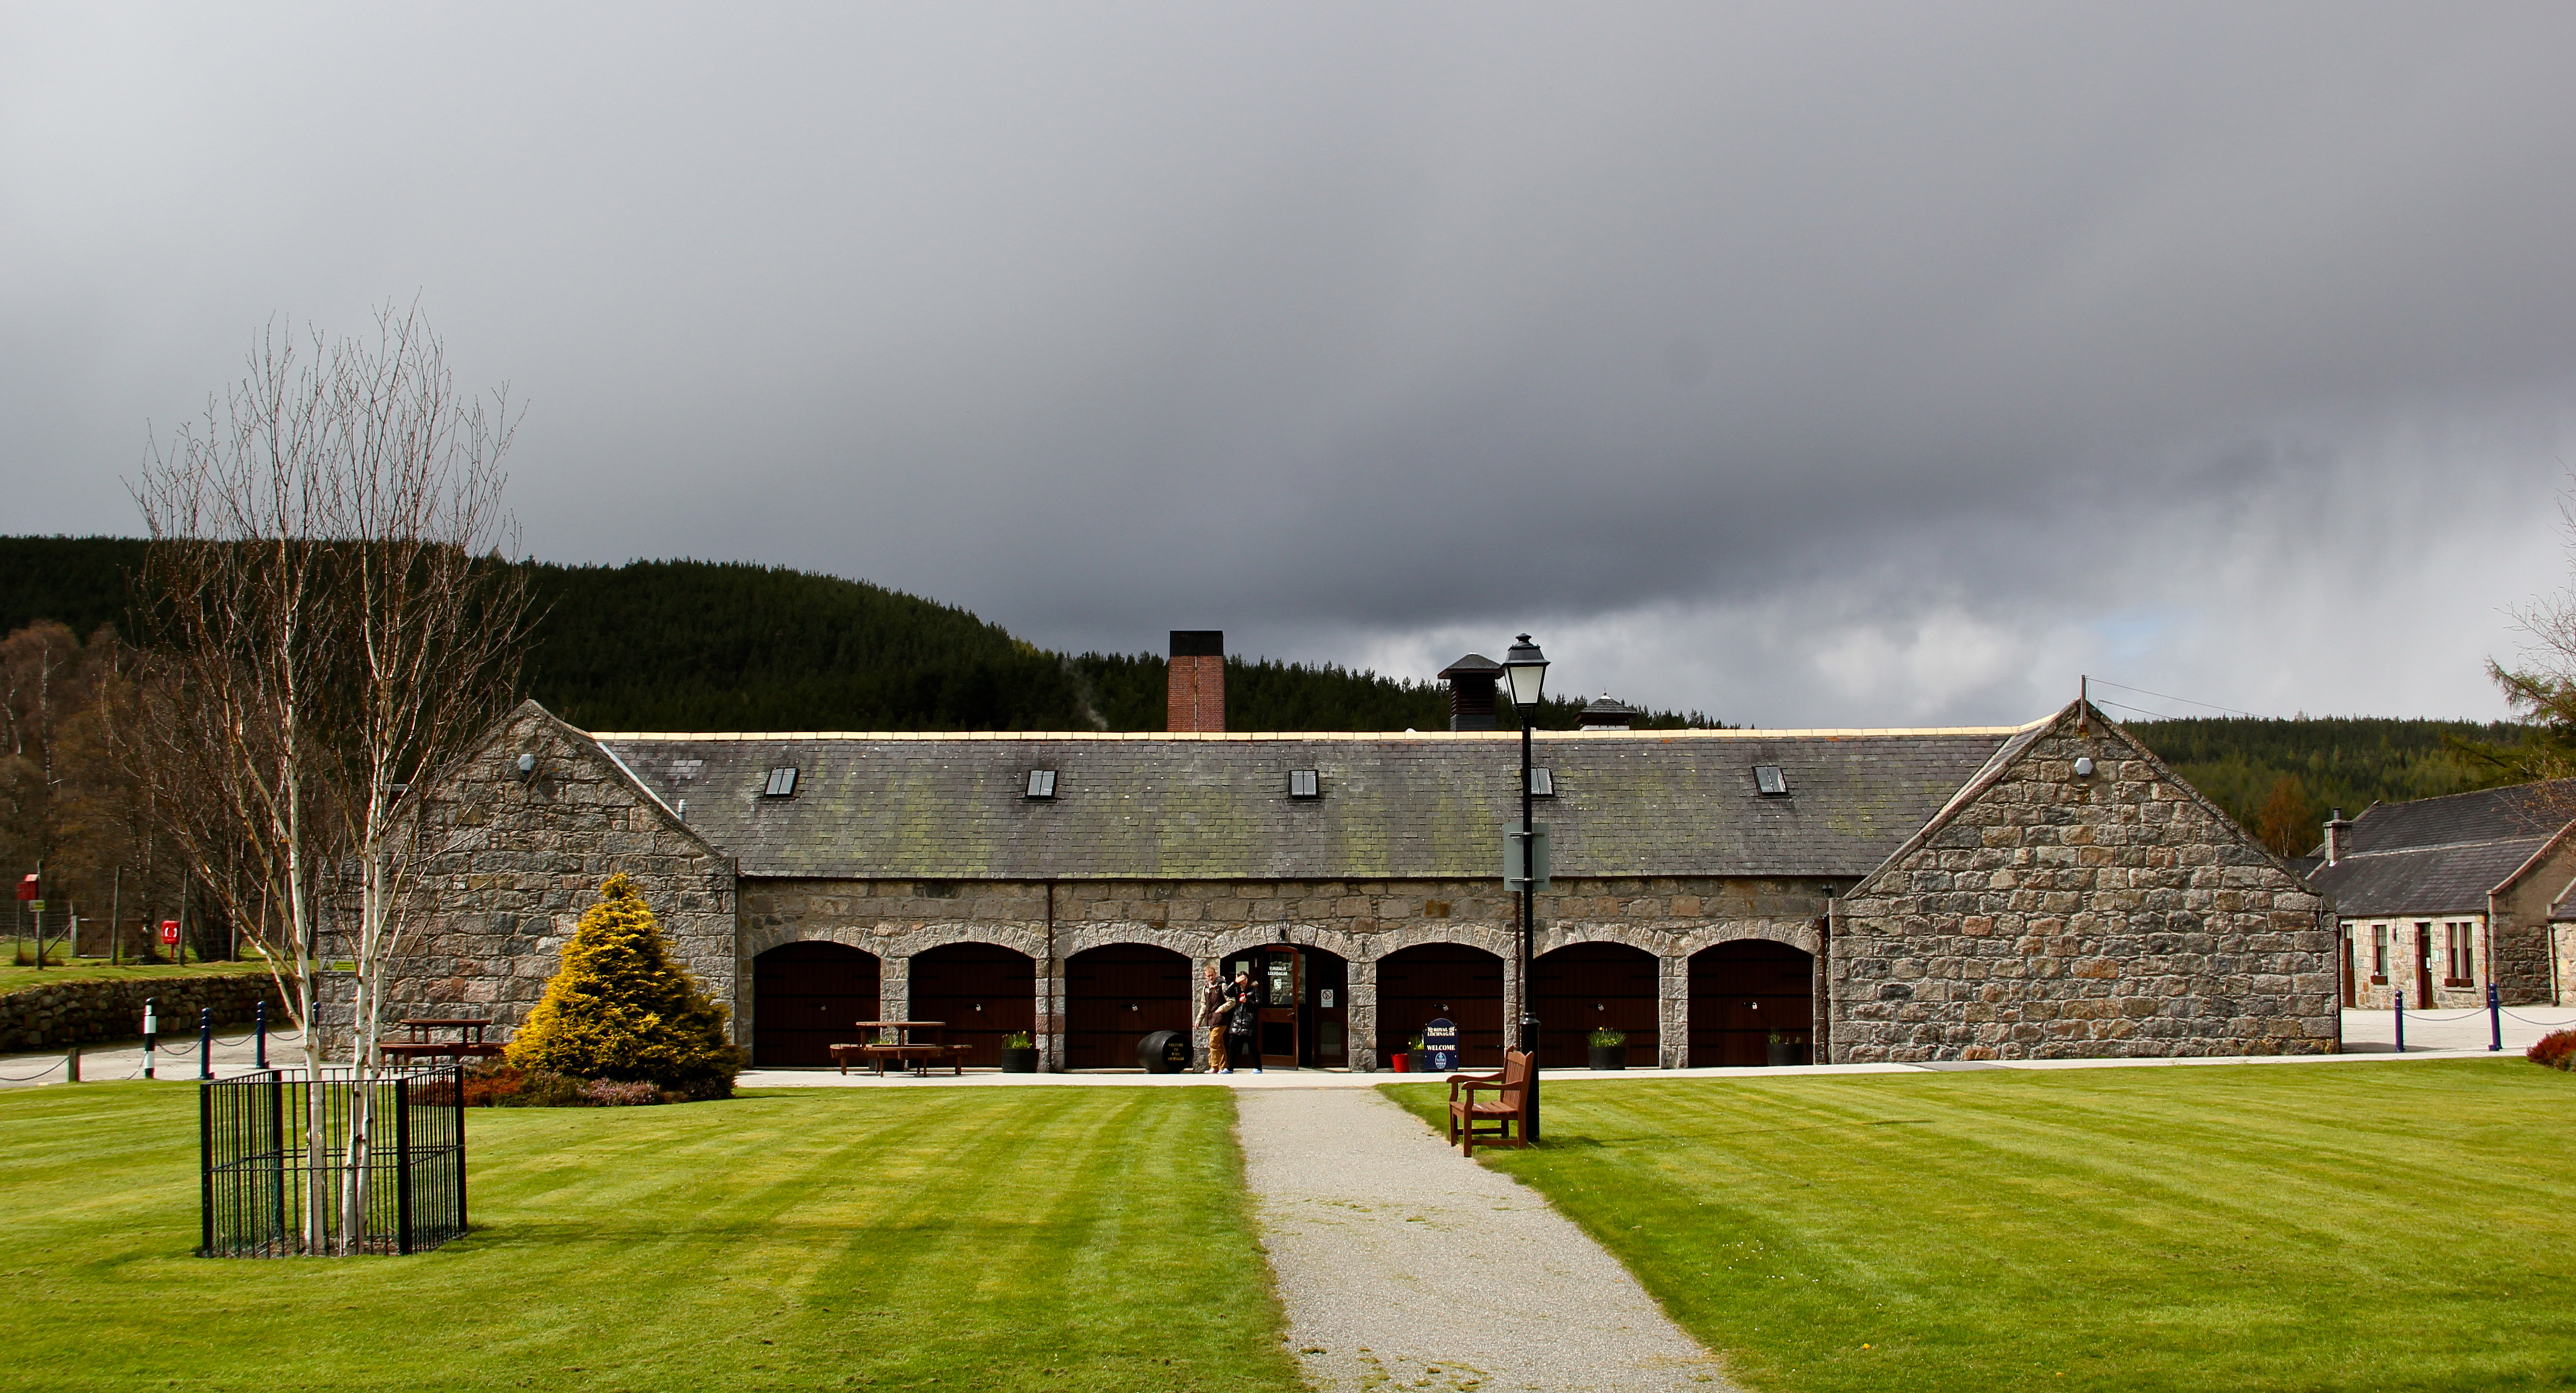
left=7, top=3, right=2574, bottom=727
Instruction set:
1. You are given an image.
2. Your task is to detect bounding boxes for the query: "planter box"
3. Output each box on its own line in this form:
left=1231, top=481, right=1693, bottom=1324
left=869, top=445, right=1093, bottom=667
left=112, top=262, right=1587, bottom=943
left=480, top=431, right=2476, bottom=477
left=1587, top=1044, right=1628, bottom=1070
left=999, top=1047, right=1038, bottom=1073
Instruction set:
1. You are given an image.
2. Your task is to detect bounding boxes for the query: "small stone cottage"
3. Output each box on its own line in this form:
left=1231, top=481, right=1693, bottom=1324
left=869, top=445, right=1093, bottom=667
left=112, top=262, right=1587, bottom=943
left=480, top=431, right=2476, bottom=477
left=362, top=641, right=2336, bottom=1070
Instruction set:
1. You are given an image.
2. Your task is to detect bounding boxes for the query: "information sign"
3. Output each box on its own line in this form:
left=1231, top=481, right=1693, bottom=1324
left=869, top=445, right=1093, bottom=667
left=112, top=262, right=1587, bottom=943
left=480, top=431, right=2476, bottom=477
left=1421, top=1017, right=1461, bottom=1073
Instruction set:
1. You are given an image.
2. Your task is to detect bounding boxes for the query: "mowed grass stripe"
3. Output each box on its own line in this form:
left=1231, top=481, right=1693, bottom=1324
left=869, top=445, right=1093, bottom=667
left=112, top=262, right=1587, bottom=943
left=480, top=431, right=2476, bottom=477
left=1388, top=1062, right=2576, bottom=1393
left=0, top=1084, right=1299, bottom=1393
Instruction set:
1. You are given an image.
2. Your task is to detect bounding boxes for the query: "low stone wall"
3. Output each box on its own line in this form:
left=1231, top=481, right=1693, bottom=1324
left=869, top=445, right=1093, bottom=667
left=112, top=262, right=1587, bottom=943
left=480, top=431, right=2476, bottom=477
left=0, top=973, right=289, bottom=1051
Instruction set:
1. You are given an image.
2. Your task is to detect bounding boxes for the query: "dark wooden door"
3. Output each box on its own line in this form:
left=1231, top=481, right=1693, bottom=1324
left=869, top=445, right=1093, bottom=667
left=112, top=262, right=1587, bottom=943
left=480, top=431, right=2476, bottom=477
left=1534, top=942, right=1661, bottom=1069
left=1376, top=944, right=1505, bottom=1067
left=1064, top=944, right=1192, bottom=1069
left=908, top=942, right=1036, bottom=1067
left=1689, top=940, right=1815, bottom=1066
left=752, top=942, right=881, bottom=1067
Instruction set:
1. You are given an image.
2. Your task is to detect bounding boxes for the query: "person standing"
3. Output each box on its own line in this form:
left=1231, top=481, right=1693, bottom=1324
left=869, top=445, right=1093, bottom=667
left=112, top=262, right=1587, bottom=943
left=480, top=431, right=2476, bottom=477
left=1227, top=969, right=1264, bottom=1074
left=1197, top=963, right=1231, bottom=1073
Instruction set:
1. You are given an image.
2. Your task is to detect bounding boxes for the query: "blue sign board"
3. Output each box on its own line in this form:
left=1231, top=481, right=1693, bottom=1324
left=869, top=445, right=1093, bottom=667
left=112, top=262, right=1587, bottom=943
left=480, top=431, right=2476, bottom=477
left=1421, top=1017, right=1460, bottom=1073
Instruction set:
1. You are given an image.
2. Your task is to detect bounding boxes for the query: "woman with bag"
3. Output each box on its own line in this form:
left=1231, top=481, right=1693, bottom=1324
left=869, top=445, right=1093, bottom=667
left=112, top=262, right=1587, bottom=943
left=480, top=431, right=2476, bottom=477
left=1224, top=969, right=1263, bottom=1074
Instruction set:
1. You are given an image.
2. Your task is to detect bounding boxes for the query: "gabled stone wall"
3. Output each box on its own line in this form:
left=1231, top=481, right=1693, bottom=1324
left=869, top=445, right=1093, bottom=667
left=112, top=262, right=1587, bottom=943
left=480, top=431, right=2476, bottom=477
left=1829, top=709, right=2337, bottom=1062
left=321, top=702, right=738, bottom=1057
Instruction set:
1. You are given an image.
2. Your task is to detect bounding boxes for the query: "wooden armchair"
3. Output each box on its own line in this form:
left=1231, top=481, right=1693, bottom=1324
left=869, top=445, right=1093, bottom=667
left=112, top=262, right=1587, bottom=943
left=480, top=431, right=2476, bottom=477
left=1447, top=1049, right=1535, bottom=1156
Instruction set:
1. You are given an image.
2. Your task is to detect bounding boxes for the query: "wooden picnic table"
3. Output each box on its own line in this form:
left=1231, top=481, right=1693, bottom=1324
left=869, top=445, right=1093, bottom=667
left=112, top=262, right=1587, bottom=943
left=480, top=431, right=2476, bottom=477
left=832, top=1020, right=973, bottom=1077
left=378, top=1017, right=507, bottom=1064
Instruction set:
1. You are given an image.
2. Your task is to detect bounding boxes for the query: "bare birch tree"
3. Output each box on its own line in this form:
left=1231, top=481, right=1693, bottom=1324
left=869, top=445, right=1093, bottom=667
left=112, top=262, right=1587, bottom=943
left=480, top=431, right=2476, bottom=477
left=130, top=305, right=533, bottom=1253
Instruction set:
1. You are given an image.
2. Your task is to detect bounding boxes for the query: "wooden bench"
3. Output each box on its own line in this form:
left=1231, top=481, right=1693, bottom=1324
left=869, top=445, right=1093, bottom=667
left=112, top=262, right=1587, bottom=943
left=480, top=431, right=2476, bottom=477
left=1447, top=1049, right=1535, bottom=1156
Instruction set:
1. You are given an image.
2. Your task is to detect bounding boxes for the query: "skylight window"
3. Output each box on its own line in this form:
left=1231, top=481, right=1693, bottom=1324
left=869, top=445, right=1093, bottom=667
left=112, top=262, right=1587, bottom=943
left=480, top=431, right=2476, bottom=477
left=1288, top=769, right=1320, bottom=799
left=1753, top=765, right=1789, bottom=796
left=1530, top=767, right=1555, bottom=797
left=1026, top=769, right=1059, bottom=800
left=763, top=766, right=799, bottom=798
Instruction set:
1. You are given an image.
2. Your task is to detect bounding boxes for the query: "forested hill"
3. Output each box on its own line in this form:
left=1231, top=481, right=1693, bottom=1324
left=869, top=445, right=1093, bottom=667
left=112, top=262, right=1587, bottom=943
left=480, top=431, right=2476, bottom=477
left=2122, top=716, right=2525, bottom=855
left=0, top=539, right=2525, bottom=824
left=0, top=536, right=1708, bottom=732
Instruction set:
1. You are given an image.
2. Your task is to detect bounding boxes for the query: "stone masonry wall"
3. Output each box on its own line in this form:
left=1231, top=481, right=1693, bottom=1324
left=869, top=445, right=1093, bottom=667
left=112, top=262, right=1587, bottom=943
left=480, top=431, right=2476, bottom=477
left=738, top=874, right=1828, bottom=1069
left=1830, top=710, right=2337, bottom=1062
left=320, top=703, right=738, bottom=1059
left=0, top=972, right=289, bottom=1051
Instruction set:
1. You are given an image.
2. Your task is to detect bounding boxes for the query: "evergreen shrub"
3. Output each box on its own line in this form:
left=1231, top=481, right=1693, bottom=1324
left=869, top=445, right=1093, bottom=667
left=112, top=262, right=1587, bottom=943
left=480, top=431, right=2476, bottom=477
left=506, top=874, right=743, bottom=1091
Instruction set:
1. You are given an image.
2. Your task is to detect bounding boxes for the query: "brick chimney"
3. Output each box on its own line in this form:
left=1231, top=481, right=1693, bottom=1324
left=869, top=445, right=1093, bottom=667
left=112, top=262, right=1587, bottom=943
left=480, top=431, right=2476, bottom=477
left=2323, top=809, right=2351, bottom=866
left=1167, top=631, right=1225, bottom=733
left=1437, top=654, right=1502, bottom=731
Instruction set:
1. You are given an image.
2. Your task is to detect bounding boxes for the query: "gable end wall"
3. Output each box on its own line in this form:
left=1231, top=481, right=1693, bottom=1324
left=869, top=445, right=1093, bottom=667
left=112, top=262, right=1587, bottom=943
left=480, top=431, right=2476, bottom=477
left=1829, top=713, right=2337, bottom=1061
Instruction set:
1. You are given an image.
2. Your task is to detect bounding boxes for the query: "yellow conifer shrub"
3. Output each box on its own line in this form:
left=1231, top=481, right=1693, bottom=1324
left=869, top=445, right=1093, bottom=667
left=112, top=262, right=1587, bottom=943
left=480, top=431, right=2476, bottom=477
left=507, top=874, right=742, bottom=1088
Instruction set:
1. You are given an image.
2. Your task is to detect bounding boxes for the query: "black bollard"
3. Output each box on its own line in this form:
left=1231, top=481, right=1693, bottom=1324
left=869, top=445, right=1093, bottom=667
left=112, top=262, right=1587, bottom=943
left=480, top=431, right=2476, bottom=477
left=142, top=997, right=158, bottom=1079
left=198, top=1007, right=213, bottom=1080
left=255, top=1000, right=268, bottom=1069
left=2490, top=983, right=2503, bottom=1053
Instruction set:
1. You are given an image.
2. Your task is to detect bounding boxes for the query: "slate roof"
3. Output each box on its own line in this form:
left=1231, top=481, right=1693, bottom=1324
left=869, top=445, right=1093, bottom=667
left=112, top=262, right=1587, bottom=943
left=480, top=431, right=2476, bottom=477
left=2305, top=781, right=2576, bottom=916
left=588, top=725, right=2029, bottom=881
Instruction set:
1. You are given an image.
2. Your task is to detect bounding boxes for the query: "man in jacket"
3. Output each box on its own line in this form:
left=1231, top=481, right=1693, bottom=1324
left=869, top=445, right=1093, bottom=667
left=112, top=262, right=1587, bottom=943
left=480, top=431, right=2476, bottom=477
left=1197, top=962, right=1231, bottom=1073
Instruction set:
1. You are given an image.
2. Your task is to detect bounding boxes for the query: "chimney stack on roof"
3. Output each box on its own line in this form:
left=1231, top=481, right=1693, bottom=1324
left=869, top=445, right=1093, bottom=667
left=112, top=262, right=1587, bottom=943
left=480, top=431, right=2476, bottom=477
left=1578, top=693, right=1638, bottom=730
left=1437, top=654, right=1502, bottom=731
left=2323, top=808, right=2352, bottom=866
left=1167, top=631, right=1225, bottom=733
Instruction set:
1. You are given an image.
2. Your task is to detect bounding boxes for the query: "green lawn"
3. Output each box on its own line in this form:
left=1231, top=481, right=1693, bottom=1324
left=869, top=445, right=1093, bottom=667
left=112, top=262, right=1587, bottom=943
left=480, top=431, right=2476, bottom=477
left=1389, top=1061, right=2576, bottom=1393
left=0, top=955, right=273, bottom=989
left=1, top=1083, right=1300, bottom=1393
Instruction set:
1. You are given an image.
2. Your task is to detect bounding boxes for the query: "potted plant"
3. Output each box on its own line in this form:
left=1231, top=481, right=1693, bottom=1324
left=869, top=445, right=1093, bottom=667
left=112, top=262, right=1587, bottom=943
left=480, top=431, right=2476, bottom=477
left=1587, top=1027, right=1628, bottom=1070
left=1000, top=1031, right=1038, bottom=1073
left=1766, top=1031, right=1810, bottom=1067
left=1390, top=1032, right=1425, bottom=1073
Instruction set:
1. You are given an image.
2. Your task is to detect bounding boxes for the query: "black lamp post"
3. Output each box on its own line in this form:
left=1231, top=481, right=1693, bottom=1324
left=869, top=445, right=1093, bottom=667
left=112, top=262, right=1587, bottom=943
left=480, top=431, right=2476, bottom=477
left=1499, top=633, right=1549, bottom=1064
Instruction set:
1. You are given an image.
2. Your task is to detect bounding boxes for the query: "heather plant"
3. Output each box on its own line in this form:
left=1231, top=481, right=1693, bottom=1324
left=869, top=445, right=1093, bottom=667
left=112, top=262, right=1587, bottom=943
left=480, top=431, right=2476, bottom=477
left=2528, top=1029, right=2576, bottom=1071
left=507, top=874, right=743, bottom=1090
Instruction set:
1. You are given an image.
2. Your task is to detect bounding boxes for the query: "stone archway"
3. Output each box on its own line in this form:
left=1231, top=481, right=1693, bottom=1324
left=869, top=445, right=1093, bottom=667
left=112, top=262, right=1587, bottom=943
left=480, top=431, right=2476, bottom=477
left=909, top=941, right=1037, bottom=1067
left=1689, top=939, right=1815, bottom=1066
left=751, top=941, right=882, bottom=1067
left=1063, top=943, right=1192, bottom=1070
left=1533, top=941, right=1660, bottom=1070
left=1376, top=943, right=1506, bottom=1069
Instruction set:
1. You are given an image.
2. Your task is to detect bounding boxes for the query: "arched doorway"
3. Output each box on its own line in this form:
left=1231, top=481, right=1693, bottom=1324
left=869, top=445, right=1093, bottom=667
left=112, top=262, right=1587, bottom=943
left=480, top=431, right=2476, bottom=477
left=752, top=942, right=882, bottom=1067
left=1064, top=944, right=1192, bottom=1070
left=1376, top=943, right=1504, bottom=1068
left=1689, top=939, right=1814, bottom=1066
left=910, top=942, right=1036, bottom=1067
left=1534, top=942, right=1660, bottom=1069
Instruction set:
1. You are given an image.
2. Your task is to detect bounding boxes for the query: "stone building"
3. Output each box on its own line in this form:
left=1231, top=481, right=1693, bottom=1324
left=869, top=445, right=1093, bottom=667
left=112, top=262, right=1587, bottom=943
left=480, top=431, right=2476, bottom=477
left=2303, top=782, right=2575, bottom=1010
left=371, top=651, right=2337, bottom=1068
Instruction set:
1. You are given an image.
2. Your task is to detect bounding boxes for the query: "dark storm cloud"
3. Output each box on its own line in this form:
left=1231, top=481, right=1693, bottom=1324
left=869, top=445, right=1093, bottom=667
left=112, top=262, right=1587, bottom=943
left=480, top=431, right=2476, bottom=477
left=4, top=3, right=2572, bottom=724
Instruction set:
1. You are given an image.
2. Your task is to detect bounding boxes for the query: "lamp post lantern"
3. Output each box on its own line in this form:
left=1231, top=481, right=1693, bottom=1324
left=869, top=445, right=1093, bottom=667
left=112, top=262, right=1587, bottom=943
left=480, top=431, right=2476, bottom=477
left=1499, top=633, right=1549, bottom=1070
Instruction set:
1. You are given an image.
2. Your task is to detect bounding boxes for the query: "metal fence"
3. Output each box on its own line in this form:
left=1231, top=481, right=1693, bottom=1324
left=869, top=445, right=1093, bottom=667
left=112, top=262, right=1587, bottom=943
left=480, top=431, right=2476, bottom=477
left=199, top=1065, right=465, bottom=1257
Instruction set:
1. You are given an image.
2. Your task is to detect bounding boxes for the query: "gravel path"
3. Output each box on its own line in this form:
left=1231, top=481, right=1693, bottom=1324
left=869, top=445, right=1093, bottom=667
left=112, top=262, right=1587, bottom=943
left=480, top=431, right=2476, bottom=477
left=1236, top=1087, right=1733, bottom=1393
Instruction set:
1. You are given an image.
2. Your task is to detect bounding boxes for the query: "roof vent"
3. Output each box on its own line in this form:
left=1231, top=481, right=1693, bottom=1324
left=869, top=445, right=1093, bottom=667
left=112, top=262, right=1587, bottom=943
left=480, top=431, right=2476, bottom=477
left=763, top=766, right=799, bottom=798
left=1753, top=765, right=1789, bottom=796
left=1288, top=769, right=1320, bottom=799
left=1026, top=769, right=1059, bottom=800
